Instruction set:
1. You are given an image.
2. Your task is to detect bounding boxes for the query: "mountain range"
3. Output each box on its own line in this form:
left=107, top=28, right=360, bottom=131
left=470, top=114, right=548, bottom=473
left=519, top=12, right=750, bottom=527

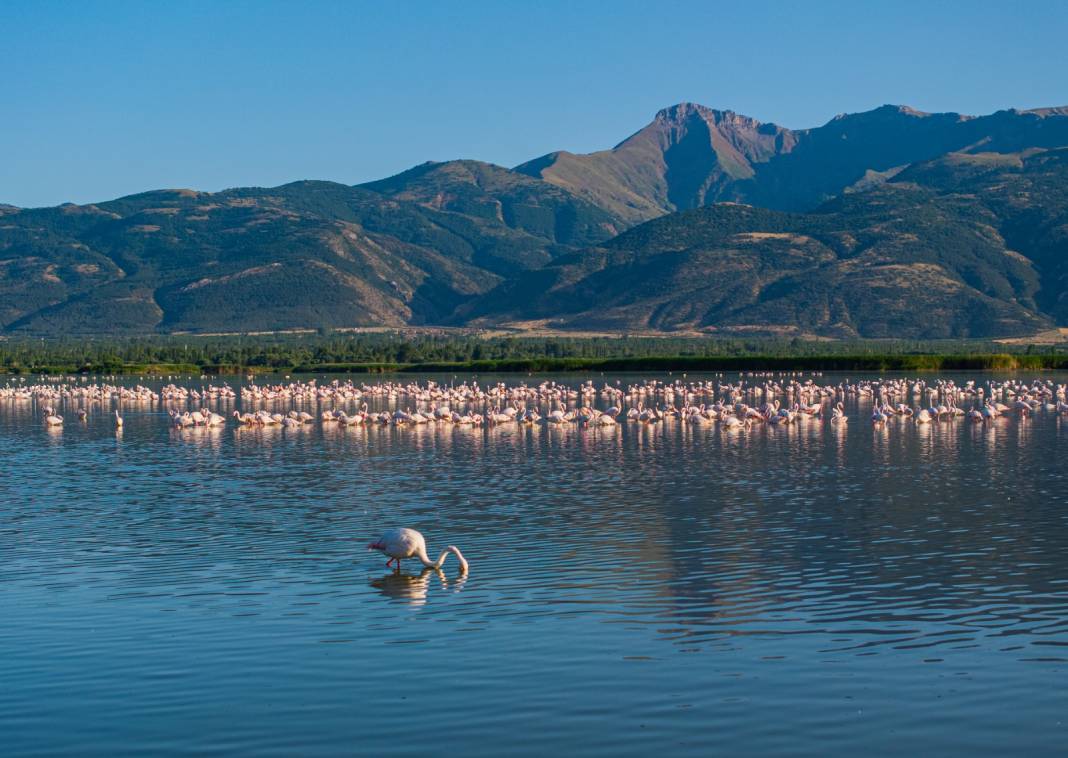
left=3, top=102, right=1067, bottom=338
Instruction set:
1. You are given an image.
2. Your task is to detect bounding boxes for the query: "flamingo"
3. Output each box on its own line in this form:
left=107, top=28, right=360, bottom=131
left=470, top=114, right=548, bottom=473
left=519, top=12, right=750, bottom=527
left=171, top=410, right=194, bottom=428
left=547, top=403, right=568, bottom=425
left=114, top=409, right=124, bottom=428
left=722, top=414, right=745, bottom=429
left=592, top=410, right=617, bottom=426
left=368, top=528, right=469, bottom=574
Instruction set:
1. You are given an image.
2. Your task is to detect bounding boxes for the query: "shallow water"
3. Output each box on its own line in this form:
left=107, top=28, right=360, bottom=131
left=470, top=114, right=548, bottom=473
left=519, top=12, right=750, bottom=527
left=3, top=373, right=1068, bottom=755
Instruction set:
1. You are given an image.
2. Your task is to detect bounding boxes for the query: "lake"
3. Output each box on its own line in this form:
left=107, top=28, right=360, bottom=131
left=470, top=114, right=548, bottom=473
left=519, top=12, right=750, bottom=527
left=3, top=373, right=1067, bottom=756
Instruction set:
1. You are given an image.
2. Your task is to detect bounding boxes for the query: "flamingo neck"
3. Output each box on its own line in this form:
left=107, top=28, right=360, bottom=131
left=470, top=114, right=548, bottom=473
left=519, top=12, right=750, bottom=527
left=417, top=545, right=469, bottom=573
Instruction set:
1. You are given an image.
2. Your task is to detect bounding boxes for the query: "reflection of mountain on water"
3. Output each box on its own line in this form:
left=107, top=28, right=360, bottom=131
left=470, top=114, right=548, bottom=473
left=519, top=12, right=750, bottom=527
left=5, top=373, right=1066, bottom=664
left=627, top=407, right=1068, bottom=654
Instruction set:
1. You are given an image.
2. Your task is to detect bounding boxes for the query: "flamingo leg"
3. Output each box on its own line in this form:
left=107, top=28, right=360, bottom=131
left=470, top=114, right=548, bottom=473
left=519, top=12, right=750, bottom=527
left=385, top=558, right=394, bottom=568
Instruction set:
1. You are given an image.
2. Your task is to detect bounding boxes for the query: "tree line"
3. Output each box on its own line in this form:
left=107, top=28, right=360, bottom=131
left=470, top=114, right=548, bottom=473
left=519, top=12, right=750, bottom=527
left=0, top=332, right=1065, bottom=374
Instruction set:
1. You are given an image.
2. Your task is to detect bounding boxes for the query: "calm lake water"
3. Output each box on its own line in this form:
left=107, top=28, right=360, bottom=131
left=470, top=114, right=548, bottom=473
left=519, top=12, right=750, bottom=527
left=3, top=373, right=1068, bottom=756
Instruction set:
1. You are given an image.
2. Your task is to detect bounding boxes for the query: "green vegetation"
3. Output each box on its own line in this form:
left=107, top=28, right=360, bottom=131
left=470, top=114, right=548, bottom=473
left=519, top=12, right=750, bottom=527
left=1, top=334, right=1066, bottom=375
left=359, top=160, right=620, bottom=248
left=473, top=149, right=1068, bottom=337
left=0, top=169, right=622, bottom=336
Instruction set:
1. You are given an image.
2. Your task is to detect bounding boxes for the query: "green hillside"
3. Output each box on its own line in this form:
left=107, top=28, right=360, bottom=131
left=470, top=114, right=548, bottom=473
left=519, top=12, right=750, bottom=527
left=0, top=171, right=621, bottom=334
left=464, top=148, right=1068, bottom=338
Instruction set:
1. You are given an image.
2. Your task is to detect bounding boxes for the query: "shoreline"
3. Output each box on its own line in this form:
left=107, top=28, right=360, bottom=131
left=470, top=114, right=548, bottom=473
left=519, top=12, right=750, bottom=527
left=3, top=354, right=1068, bottom=376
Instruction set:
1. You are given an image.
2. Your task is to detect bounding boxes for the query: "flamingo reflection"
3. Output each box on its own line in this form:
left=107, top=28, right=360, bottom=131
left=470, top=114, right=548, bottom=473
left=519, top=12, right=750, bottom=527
left=370, top=567, right=466, bottom=607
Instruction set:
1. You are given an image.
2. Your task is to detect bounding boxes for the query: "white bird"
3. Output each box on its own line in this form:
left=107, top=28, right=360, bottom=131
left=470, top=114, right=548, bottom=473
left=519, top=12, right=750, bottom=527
left=592, top=411, right=617, bottom=426
left=368, top=528, right=469, bottom=574
left=114, top=409, right=124, bottom=428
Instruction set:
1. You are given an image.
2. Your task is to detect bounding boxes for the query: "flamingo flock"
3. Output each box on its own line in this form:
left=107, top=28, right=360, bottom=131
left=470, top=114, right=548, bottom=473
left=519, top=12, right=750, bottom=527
left=2, top=375, right=1066, bottom=431
left=170, top=408, right=227, bottom=428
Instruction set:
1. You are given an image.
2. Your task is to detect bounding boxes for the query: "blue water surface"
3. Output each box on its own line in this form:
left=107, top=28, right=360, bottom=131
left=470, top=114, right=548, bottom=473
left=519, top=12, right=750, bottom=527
left=2, top=373, right=1067, bottom=756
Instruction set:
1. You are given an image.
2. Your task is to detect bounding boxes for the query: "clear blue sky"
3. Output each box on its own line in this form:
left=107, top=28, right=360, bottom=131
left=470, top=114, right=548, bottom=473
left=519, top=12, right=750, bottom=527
left=4, top=0, right=1067, bottom=207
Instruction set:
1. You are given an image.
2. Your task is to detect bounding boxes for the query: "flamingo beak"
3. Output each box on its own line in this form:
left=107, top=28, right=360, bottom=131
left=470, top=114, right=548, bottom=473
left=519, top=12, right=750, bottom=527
left=367, top=542, right=382, bottom=551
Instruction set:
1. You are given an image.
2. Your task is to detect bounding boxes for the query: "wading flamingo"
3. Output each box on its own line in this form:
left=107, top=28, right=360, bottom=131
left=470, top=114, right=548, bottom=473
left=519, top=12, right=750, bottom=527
left=368, top=528, right=469, bottom=574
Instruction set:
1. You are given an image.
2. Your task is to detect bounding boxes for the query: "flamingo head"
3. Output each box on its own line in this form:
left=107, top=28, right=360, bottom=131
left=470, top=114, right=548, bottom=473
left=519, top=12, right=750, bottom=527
left=367, top=541, right=384, bottom=552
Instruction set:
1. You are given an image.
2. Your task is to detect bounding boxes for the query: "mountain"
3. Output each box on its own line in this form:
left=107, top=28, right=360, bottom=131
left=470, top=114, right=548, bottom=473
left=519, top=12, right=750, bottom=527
left=517, top=103, right=1068, bottom=221
left=3, top=102, right=1068, bottom=338
left=736, top=105, right=1068, bottom=211
left=359, top=159, right=621, bottom=249
left=0, top=168, right=621, bottom=334
left=893, top=148, right=1068, bottom=323
left=515, top=103, right=797, bottom=225
left=463, top=147, right=1068, bottom=338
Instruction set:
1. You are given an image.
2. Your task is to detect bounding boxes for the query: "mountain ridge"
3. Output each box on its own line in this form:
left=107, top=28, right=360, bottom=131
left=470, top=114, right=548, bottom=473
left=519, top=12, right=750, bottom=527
left=3, top=101, right=1068, bottom=338
left=519, top=101, right=1068, bottom=219
left=468, top=146, right=1068, bottom=337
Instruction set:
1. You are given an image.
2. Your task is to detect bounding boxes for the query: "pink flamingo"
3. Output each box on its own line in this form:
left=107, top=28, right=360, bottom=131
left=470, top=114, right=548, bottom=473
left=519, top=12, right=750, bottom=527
left=368, top=528, right=469, bottom=574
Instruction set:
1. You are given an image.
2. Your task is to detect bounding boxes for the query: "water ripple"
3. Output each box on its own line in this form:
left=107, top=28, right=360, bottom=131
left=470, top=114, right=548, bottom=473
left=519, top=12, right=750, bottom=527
left=3, top=373, right=1068, bottom=755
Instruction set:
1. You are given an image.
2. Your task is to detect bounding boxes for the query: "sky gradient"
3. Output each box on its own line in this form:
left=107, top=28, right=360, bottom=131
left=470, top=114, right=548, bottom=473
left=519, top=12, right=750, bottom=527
left=4, top=0, right=1067, bottom=207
